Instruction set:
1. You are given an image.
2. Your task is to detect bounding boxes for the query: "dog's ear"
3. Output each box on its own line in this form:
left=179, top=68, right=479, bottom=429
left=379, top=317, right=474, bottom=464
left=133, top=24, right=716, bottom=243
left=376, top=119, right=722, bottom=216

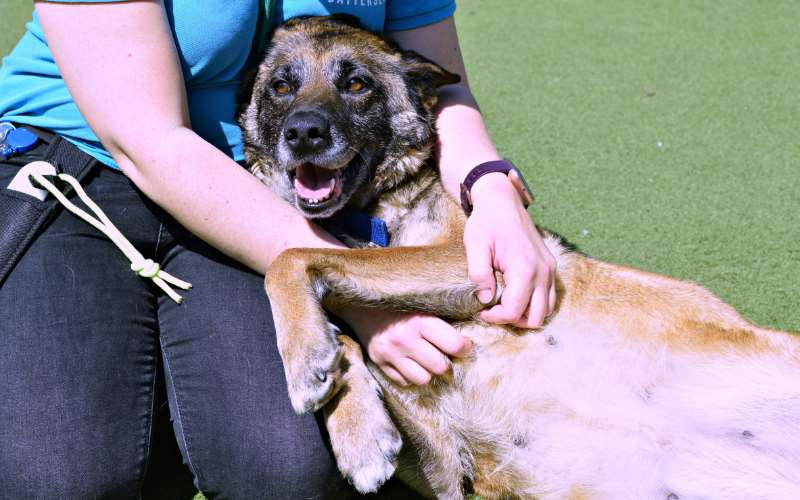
left=400, top=50, right=461, bottom=89
left=399, top=51, right=461, bottom=113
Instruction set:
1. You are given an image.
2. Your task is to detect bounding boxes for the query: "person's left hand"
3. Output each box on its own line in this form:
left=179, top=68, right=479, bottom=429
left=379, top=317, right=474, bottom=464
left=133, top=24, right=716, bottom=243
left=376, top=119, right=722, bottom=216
left=328, top=305, right=473, bottom=386
left=463, top=172, right=557, bottom=328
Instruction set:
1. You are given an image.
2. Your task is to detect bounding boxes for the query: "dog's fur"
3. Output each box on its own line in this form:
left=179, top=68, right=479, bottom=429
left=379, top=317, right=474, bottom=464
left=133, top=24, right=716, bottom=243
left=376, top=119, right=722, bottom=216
left=240, top=16, right=800, bottom=500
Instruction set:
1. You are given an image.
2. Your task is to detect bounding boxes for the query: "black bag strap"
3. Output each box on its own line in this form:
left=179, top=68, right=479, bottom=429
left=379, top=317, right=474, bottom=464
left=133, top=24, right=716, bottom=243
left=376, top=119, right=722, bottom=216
left=0, top=135, right=99, bottom=286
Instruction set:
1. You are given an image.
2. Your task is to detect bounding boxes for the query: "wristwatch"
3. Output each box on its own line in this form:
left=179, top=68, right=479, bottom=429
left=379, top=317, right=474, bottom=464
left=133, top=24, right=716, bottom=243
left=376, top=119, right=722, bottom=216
left=459, top=160, right=534, bottom=215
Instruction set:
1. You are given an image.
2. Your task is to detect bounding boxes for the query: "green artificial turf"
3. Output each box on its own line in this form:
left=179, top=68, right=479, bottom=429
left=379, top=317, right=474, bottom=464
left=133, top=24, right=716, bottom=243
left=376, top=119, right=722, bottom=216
left=456, top=0, right=799, bottom=332
left=1, top=1, right=797, bottom=497
left=1, top=2, right=30, bottom=55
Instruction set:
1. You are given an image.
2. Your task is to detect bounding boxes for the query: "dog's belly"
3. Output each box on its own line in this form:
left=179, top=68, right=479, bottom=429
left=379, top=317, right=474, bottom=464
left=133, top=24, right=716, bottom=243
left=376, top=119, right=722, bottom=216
left=448, top=312, right=800, bottom=499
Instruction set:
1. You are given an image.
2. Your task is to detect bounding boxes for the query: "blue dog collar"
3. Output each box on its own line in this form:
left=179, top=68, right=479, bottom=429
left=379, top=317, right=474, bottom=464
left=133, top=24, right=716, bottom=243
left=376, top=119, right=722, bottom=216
left=333, top=210, right=390, bottom=247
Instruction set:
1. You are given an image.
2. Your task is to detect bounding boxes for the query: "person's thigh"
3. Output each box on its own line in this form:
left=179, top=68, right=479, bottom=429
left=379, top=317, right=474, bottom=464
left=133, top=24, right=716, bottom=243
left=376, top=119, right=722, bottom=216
left=0, top=167, right=161, bottom=499
left=156, top=234, right=353, bottom=499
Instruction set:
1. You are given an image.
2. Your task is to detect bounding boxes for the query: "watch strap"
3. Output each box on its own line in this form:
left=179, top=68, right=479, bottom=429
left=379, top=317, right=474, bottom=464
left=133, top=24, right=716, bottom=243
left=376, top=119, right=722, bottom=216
left=459, top=160, right=533, bottom=215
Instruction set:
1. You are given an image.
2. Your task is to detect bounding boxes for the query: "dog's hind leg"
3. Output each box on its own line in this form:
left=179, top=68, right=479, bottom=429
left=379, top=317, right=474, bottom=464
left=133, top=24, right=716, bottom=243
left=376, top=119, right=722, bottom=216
left=323, top=335, right=403, bottom=493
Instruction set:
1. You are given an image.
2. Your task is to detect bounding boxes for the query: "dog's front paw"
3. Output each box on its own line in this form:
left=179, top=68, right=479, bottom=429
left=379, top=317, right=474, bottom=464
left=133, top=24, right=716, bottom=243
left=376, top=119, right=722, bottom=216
left=329, top=390, right=403, bottom=493
left=343, top=436, right=402, bottom=494
left=326, top=360, right=403, bottom=494
left=283, top=322, right=344, bottom=414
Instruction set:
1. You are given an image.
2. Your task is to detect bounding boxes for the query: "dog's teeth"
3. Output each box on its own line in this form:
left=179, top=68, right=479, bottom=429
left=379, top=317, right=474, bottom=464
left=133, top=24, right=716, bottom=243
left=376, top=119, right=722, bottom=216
left=299, top=175, right=339, bottom=205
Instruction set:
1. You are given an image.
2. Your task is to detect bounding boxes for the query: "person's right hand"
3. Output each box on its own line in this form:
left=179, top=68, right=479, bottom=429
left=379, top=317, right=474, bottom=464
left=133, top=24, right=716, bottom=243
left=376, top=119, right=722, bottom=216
left=464, top=172, right=558, bottom=328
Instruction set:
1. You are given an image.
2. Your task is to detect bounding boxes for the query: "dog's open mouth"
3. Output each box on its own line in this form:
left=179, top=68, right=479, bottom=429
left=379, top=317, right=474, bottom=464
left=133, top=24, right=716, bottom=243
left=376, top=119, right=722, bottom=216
left=289, top=153, right=364, bottom=217
left=293, top=163, right=344, bottom=206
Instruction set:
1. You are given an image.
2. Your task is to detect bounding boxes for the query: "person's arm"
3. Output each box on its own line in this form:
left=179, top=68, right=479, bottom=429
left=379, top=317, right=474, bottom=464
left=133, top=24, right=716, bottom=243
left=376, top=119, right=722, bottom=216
left=36, top=0, right=468, bottom=387
left=35, top=1, right=343, bottom=275
left=388, top=17, right=558, bottom=328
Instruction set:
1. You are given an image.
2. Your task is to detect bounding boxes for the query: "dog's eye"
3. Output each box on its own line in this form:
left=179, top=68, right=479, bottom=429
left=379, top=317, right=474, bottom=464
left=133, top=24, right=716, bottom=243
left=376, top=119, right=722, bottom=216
left=272, top=80, right=292, bottom=95
left=345, top=77, right=368, bottom=93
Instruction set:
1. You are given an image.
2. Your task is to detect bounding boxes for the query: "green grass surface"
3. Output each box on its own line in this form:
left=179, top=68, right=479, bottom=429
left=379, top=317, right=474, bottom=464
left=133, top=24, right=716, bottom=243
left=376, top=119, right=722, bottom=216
left=456, top=1, right=799, bottom=331
left=2, top=1, right=797, bottom=497
left=2, top=2, right=30, bottom=54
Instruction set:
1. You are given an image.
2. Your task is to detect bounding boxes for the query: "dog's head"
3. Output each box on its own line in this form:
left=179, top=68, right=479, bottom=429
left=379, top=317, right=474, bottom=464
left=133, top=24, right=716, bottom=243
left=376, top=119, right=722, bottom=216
left=239, top=15, right=459, bottom=219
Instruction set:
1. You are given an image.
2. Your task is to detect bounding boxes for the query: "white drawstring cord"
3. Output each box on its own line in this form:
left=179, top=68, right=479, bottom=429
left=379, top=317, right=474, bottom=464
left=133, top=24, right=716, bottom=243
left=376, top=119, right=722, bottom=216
left=30, top=171, right=192, bottom=304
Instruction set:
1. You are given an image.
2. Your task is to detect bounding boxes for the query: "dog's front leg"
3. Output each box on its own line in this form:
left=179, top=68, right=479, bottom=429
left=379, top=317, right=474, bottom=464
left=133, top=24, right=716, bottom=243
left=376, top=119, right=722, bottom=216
left=265, top=252, right=346, bottom=414
left=266, top=242, right=488, bottom=409
left=265, top=242, right=486, bottom=493
left=284, top=242, right=487, bottom=316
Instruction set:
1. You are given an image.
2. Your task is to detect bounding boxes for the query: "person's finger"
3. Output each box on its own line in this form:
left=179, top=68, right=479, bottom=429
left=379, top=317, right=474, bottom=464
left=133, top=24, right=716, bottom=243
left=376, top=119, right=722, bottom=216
left=406, top=337, right=451, bottom=376
left=464, top=228, right=496, bottom=304
left=542, top=252, right=558, bottom=317
left=393, top=357, right=433, bottom=385
left=480, top=265, right=534, bottom=324
left=379, top=364, right=409, bottom=387
left=513, top=276, right=549, bottom=328
left=419, top=318, right=473, bottom=358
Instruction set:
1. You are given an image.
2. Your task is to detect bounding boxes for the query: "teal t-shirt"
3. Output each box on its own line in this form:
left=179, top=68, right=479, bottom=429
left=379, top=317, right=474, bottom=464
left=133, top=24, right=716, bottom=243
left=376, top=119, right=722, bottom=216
left=0, top=0, right=455, bottom=168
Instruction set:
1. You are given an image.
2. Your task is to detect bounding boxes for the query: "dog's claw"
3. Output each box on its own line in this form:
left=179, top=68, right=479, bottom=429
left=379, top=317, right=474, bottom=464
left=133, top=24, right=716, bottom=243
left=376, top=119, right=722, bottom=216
left=285, top=323, right=344, bottom=414
left=289, top=375, right=336, bottom=414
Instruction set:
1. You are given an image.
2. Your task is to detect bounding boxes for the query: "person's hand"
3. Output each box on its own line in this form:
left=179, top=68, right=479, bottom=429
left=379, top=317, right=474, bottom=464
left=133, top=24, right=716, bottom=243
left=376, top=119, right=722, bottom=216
left=334, top=306, right=472, bottom=386
left=464, top=172, right=557, bottom=328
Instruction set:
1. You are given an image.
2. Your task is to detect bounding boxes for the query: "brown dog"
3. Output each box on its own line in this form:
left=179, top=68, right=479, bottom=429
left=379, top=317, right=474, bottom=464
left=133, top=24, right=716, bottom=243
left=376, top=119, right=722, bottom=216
left=239, top=16, right=800, bottom=500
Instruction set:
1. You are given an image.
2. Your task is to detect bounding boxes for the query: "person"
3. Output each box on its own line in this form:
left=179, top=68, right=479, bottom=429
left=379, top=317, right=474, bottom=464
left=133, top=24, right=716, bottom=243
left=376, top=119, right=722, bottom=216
left=0, top=0, right=557, bottom=498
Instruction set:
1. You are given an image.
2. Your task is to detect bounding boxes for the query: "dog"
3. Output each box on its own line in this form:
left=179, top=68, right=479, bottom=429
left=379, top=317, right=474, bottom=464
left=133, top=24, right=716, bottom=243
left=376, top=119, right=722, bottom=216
left=239, top=16, right=800, bottom=500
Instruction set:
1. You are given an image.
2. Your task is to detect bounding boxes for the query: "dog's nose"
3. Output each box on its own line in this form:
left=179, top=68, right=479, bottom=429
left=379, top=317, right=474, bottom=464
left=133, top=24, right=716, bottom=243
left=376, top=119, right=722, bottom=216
left=283, top=111, right=331, bottom=154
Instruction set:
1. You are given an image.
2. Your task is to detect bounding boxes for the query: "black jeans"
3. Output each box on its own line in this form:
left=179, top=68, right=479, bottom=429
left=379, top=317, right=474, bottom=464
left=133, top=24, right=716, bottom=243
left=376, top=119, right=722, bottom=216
left=0, top=147, right=353, bottom=499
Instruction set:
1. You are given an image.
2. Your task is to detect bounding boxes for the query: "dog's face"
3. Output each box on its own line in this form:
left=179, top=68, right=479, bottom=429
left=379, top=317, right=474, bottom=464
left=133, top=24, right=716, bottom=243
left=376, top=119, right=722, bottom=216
left=240, top=16, right=459, bottom=219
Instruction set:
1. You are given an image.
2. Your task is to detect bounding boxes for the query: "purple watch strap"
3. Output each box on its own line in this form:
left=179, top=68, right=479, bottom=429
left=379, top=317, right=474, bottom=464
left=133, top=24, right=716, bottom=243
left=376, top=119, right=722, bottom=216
left=459, top=160, right=515, bottom=214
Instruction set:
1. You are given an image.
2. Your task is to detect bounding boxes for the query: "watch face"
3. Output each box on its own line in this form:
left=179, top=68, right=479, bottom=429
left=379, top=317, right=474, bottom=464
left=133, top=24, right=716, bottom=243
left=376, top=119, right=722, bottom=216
left=459, top=182, right=474, bottom=214
left=508, top=167, right=535, bottom=208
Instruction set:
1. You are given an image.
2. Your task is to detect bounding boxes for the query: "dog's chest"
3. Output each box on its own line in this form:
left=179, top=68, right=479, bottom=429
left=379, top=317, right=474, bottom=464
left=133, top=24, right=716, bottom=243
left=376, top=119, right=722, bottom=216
left=377, top=191, right=459, bottom=248
left=386, top=207, right=447, bottom=247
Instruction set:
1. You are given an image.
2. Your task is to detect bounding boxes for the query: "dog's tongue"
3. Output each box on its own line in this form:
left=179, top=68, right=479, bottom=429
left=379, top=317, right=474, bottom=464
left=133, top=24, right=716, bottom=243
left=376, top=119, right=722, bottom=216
left=294, top=163, right=336, bottom=200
